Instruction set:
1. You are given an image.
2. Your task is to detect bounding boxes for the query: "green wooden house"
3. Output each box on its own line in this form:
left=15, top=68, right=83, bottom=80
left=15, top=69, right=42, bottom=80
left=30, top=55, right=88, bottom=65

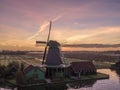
left=24, top=65, right=45, bottom=83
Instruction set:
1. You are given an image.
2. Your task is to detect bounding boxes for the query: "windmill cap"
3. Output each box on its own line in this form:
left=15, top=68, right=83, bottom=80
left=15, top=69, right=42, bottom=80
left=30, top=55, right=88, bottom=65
left=48, top=40, right=60, bottom=46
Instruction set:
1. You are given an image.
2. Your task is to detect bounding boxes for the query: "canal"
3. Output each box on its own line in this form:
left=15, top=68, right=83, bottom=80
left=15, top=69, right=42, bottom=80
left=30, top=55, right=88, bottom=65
left=67, top=69, right=120, bottom=90
left=0, top=69, right=120, bottom=90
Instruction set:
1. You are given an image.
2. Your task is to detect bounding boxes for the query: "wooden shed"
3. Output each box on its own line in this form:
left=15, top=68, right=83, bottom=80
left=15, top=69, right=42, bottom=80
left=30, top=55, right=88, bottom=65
left=24, top=65, right=45, bottom=83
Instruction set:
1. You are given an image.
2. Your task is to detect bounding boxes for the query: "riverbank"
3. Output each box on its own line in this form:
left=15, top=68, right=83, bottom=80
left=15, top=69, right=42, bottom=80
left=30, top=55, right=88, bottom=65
left=5, top=72, right=109, bottom=89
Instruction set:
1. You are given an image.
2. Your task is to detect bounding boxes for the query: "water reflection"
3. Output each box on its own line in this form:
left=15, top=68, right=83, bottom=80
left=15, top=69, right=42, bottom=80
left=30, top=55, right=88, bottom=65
left=115, top=69, right=120, bottom=76
left=92, top=69, right=120, bottom=90
left=110, top=68, right=120, bottom=84
left=18, top=84, right=67, bottom=90
left=67, top=80, right=96, bottom=89
left=1, top=69, right=120, bottom=90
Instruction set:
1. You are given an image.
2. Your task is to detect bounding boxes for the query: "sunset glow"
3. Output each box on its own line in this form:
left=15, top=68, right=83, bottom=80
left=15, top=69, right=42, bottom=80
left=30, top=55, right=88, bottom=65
left=0, top=0, right=120, bottom=50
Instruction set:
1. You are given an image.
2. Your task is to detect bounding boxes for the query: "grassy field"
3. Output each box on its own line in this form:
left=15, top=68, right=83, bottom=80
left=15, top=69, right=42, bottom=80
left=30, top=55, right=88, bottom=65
left=0, top=55, right=42, bottom=67
left=0, top=54, right=116, bottom=69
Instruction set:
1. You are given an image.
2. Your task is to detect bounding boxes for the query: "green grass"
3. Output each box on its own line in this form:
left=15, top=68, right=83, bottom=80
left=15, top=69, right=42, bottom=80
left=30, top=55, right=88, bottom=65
left=80, top=73, right=109, bottom=80
left=8, top=78, right=17, bottom=85
left=51, top=73, right=109, bottom=83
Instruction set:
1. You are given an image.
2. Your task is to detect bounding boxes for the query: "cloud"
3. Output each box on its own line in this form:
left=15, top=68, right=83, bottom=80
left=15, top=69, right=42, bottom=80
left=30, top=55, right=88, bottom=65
left=0, top=24, right=34, bottom=49
left=65, top=26, right=120, bottom=44
left=0, top=25, right=31, bottom=40
left=0, top=0, right=120, bottom=50
left=27, top=14, right=63, bottom=40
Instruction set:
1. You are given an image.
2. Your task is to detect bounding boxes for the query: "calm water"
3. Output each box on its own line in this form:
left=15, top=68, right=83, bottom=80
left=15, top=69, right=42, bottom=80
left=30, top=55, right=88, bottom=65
left=67, top=69, right=120, bottom=90
left=1, top=69, right=120, bottom=90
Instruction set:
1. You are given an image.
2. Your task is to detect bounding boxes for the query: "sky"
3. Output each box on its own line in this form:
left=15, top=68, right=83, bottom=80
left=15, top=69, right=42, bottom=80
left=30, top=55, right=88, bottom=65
left=0, top=0, right=120, bottom=50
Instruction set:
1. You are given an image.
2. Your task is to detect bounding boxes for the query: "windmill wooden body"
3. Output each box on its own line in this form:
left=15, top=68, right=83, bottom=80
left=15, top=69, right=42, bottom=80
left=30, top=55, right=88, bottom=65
left=36, top=21, right=70, bottom=78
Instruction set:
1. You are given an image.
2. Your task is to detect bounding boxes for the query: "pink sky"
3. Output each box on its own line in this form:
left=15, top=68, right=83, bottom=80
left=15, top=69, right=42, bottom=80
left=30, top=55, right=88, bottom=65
left=0, top=0, right=120, bottom=50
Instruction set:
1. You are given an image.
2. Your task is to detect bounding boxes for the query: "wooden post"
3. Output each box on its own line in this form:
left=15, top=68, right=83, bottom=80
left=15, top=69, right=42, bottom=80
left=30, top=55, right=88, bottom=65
left=78, top=72, right=81, bottom=78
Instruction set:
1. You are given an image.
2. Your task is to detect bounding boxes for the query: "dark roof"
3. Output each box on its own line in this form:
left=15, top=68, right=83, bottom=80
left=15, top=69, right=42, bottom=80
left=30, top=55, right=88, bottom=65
left=24, top=65, right=34, bottom=74
left=71, top=62, right=96, bottom=73
left=48, top=40, right=60, bottom=47
left=24, top=65, right=44, bottom=74
left=115, top=62, right=120, bottom=67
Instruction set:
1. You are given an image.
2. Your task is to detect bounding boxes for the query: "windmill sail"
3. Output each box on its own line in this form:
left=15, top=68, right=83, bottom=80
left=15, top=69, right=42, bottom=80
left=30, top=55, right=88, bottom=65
left=47, top=21, right=52, bottom=43
left=42, top=21, right=52, bottom=64
left=36, top=41, right=46, bottom=44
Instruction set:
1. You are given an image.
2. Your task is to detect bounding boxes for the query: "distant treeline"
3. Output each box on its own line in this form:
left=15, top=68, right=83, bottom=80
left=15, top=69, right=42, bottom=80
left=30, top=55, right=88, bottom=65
left=63, top=51, right=120, bottom=62
left=0, top=50, right=44, bottom=55
left=62, top=44, right=120, bottom=48
left=0, top=50, right=27, bottom=55
left=102, top=50, right=120, bottom=54
left=63, top=50, right=120, bottom=54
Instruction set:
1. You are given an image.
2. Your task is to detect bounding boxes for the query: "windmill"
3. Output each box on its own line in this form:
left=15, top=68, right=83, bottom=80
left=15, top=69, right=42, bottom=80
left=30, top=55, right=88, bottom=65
left=36, top=21, right=70, bottom=78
